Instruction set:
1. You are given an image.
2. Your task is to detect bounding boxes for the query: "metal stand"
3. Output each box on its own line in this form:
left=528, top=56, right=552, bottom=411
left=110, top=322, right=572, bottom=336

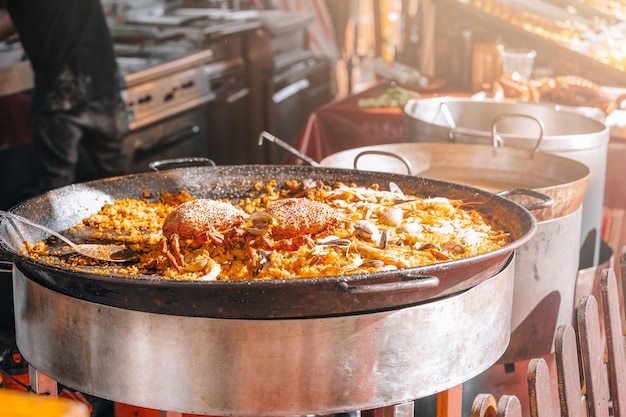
left=28, top=366, right=57, bottom=397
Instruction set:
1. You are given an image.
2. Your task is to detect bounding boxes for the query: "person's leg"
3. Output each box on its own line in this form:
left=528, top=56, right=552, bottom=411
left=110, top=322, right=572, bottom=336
left=32, top=111, right=82, bottom=192
left=78, top=96, right=127, bottom=179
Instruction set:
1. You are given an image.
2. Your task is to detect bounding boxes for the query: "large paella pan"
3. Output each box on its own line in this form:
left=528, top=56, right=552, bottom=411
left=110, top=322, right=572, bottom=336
left=0, top=165, right=536, bottom=319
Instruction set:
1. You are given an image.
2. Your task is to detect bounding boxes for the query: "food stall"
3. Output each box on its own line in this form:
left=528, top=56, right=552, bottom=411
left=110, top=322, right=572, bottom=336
left=1, top=1, right=625, bottom=417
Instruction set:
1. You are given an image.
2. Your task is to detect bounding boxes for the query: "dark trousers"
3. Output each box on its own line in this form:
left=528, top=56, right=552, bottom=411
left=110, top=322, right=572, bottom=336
left=32, top=95, right=127, bottom=192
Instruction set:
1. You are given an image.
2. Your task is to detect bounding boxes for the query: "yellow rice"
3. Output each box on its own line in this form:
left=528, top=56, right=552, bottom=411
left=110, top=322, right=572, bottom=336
left=23, top=180, right=511, bottom=281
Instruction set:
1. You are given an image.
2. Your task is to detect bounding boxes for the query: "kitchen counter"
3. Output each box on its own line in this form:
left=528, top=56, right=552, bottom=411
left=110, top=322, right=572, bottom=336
left=0, top=53, right=33, bottom=97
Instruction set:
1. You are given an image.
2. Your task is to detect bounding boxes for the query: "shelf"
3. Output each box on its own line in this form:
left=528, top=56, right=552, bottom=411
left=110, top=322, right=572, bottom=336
left=438, top=0, right=626, bottom=86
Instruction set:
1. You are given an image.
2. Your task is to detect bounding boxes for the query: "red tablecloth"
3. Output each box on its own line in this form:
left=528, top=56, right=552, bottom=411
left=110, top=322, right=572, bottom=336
left=0, top=92, right=31, bottom=150
left=288, top=82, right=464, bottom=164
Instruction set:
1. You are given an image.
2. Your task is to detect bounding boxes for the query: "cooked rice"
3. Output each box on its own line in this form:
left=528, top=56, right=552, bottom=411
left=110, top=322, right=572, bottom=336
left=23, top=180, right=511, bottom=281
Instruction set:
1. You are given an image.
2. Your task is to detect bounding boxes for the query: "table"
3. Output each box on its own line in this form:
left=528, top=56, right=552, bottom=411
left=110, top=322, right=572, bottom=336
left=287, top=82, right=464, bottom=164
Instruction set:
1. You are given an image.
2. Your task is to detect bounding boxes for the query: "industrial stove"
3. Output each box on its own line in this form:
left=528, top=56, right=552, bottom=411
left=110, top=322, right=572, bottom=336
left=232, top=7, right=335, bottom=164
left=110, top=1, right=260, bottom=168
left=108, top=0, right=262, bottom=169
left=116, top=1, right=334, bottom=164
left=112, top=35, right=220, bottom=172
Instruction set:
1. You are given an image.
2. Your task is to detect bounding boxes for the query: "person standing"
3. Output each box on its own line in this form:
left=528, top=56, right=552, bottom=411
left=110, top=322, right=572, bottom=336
left=0, top=0, right=128, bottom=195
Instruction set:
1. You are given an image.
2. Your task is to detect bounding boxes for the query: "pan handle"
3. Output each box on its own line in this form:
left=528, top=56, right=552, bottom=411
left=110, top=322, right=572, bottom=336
left=439, top=102, right=492, bottom=142
left=491, top=114, right=545, bottom=150
left=0, top=242, right=17, bottom=264
left=353, top=150, right=413, bottom=175
left=337, top=275, right=440, bottom=295
left=496, top=188, right=554, bottom=211
left=148, top=157, right=216, bottom=172
left=439, top=102, right=457, bottom=142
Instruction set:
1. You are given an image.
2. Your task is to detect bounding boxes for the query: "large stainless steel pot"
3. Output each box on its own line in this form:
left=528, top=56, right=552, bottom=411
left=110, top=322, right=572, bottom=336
left=0, top=165, right=536, bottom=319
left=320, top=143, right=589, bottom=362
left=403, top=97, right=609, bottom=268
left=319, top=142, right=589, bottom=223
left=14, top=255, right=515, bottom=415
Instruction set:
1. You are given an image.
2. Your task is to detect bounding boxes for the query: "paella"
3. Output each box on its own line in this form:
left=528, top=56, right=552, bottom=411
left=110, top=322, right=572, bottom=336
left=22, top=178, right=512, bottom=281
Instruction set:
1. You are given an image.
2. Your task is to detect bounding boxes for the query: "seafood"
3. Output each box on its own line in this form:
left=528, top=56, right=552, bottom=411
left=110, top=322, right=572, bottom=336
left=488, top=73, right=616, bottom=114
left=264, top=197, right=337, bottom=240
left=379, top=207, right=404, bottom=227
left=491, top=73, right=541, bottom=102
left=161, top=197, right=338, bottom=269
left=25, top=180, right=512, bottom=282
left=534, top=75, right=615, bottom=113
left=161, top=199, right=248, bottom=268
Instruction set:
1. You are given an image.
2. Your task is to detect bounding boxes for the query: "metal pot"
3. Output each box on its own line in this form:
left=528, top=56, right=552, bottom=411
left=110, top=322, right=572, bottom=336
left=320, top=143, right=589, bottom=361
left=14, top=255, right=515, bottom=415
left=319, top=142, right=589, bottom=223
left=403, top=97, right=609, bottom=267
left=0, top=165, right=536, bottom=319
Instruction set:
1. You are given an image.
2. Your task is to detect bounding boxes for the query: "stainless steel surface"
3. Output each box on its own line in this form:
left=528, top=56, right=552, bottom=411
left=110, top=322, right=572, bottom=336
left=113, top=40, right=229, bottom=171
left=14, top=255, right=515, bottom=415
left=403, top=97, right=609, bottom=267
left=499, top=206, right=583, bottom=363
left=121, top=105, right=209, bottom=173
left=110, top=5, right=259, bottom=166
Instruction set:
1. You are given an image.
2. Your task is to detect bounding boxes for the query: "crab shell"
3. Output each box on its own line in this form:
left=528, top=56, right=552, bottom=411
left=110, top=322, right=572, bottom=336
left=162, top=199, right=248, bottom=240
left=266, top=198, right=337, bottom=240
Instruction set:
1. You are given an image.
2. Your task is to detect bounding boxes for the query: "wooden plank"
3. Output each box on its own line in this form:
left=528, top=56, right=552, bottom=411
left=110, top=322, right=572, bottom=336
left=470, top=393, right=497, bottom=417
left=527, top=358, right=555, bottom=417
left=621, top=246, right=626, bottom=329
left=496, top=395, right=522, bottom=417
left=436, top=385, right=463, bottom=417
left=362, top=402, right=415, bottom=417
left=577, top=295, right=611, bottom=417
left=601, top=268, right=626, bottom=417
left=554, top=324, right=586, bottom=417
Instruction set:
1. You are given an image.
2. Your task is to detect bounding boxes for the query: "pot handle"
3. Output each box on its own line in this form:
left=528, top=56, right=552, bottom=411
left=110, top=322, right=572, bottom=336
left=337, top=275, right=440, bottom=295
left=148, top=157, right=216, bottom=172
left=353, top=150, right=413, bottom=175
left=496, top=188, right=554, bottom=211
left=491, top=114, right=545, bottom=150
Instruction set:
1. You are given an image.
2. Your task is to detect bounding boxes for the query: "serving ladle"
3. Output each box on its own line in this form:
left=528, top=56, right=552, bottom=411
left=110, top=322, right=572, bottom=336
left=0, top=210, right=136, bottom=263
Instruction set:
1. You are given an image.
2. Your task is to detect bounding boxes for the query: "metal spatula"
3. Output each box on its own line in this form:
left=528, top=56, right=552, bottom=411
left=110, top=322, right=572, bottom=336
left=0, top=210, right=136, bottom=263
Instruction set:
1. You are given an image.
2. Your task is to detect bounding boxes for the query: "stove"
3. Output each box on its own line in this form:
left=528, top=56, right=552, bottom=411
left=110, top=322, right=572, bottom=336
left=107, top=3, right=262, bottom=167
left=12, top=259, right=515, bottom=415
left=117, top=45, right=215, bottom=131
left=107, top=2, right=333, bottom=166
left=125, top=7, right=260, bottom=43
left=109, top=40, right=217, bottom=173
left=240, top=9, right=334, bottom=164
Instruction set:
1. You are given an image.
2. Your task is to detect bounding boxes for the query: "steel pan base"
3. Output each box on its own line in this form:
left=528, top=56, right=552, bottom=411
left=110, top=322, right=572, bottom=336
left=14, top=256, right=514, bottom=416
